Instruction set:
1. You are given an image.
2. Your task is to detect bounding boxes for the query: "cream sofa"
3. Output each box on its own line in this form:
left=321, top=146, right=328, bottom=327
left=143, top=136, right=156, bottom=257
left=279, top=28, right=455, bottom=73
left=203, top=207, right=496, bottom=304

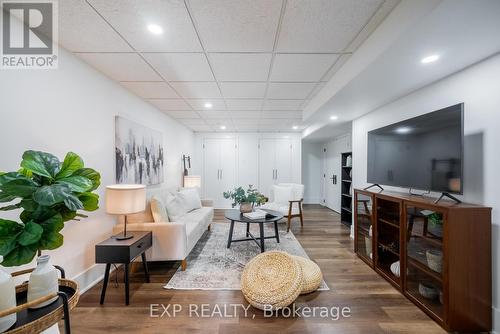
left=112, top=187, right=213, bottom=270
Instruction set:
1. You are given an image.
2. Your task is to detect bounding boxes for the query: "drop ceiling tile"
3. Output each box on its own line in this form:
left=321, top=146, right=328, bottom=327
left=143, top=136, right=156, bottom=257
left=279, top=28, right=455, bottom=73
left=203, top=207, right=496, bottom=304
left=225, top=99, right=263, bottom=110
left=87, top=0, right=202, bottom=52
left=270, top=54, right=339, bottom=82
left=180, top=118, right=208, bottom=126
left=143, top=53, right=214, bottom=81
left=199, top=111, right=230, bottom=119
left=148, top=99, right=192, bottom=111
left=77, top=53, right=162, bottom=81
left=170, top=82, right=222, bottom=99
left=209, top=53, right=272, bottom=81
left=307, top=82, right=326, bottom=100
left=186, top=99, right=226, bottom=110
left=163, top=110, right=200, bottom=119
left=120, top=82, right=179, bottom=99
left=220, top=82, right=267, bottom=99
left=188, top=0, right=282, bottom=52
left=205, top=119, right=230, bottom=126
left=266, top=82, right=315, bottom=99
left=232, top=119, right=260, bottom=126
left=59, top=0, right=132, bottom=52
left=236, top=125, right=261, bottom=132
left=277, top=0, right=384, bottom=52
left=229, top=111, right=261, bottom=119
left=321, top=54, right=351, bottom=81
left=191, top=125, right=214, bottom=132
left=263, top=99, right=304, bottom=111
left=261, top=111, right=302, bottom=119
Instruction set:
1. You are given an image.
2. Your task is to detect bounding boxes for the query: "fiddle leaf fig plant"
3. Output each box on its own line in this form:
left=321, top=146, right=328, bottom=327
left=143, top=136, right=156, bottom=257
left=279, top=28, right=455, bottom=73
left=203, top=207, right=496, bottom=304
left=0, top=151, right=101, bottom=267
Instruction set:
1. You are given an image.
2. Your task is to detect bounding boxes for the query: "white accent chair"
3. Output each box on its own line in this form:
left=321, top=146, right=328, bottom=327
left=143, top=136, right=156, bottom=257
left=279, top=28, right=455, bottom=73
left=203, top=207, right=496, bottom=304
left=261, top=183, right=304, bottom=232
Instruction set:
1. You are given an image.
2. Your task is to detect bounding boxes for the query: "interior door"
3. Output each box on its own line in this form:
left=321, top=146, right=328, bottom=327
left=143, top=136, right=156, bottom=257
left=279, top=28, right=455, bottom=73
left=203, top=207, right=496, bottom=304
left=275, top=138, right=292, bottom=184
left=219, top=138, right=236, bottom=208
left=258, top=138, right=276, bottom=198
left=324, top=141, right=341, bottom=212
left=203, top=138, right=221, bottom=206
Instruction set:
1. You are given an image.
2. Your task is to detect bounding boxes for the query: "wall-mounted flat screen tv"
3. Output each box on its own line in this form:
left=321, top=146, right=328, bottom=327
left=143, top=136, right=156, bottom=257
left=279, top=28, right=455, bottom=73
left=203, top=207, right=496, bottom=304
left=367, top=103, right=464, bottom=194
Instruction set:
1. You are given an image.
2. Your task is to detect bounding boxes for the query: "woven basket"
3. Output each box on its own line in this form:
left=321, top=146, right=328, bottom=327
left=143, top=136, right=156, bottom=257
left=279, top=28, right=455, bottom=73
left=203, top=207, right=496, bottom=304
left=241, top=251, right=303, bottom=311
left=292, top=256, right=323, bottom=294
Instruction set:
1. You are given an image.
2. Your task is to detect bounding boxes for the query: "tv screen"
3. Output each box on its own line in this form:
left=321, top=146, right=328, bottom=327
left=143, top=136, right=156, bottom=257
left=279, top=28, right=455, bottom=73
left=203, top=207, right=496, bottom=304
left=367, top=103, right=464, bottom=194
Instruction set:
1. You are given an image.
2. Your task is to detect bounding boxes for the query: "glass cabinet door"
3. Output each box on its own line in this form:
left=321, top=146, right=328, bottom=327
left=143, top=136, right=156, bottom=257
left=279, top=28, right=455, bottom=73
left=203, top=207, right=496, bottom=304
left=405, top=205, right=444, bottom=320
left=355, top=192, right=373, bottom=264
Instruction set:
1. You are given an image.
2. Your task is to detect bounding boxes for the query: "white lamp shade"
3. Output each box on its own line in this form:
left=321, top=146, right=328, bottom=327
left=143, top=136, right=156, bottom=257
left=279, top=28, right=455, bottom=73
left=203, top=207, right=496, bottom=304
left=105, top=184, right=146, bottom=215
left=183, top=175, right=201, bottom=188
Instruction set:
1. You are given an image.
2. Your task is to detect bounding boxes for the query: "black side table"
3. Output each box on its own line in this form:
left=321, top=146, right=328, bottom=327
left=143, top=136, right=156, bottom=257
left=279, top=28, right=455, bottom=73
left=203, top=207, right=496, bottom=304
left=95, top=231, right=152, bottom=305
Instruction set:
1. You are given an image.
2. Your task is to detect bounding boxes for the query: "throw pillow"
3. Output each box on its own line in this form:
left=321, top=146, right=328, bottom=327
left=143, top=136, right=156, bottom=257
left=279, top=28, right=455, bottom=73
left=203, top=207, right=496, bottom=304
left=179, top=188, right=202, bottom=211
left=165, top=193, right=190, bottom=221
left=150, top=196, right=169, bottom=223
left=273, top=185, right=293, bottom=205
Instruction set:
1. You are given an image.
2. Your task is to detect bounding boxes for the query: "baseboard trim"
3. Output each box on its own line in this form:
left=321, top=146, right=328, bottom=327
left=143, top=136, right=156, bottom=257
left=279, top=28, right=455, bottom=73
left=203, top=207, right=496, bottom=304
left=73, top=263, right=115, bottom=294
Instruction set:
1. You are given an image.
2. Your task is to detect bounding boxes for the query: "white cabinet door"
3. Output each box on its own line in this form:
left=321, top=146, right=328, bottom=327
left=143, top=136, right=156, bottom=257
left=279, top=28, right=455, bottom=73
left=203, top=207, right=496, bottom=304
left=219, top=138, right=236, bottom=208
left=237, top=135, right=259, bottom=189
left=258, top=139, right=276, bottom=198
left=203, top=138, right=222, bottom=206
left=324, top=141, right=342, bottom=212
left=275, top=138, right=292, bottom=184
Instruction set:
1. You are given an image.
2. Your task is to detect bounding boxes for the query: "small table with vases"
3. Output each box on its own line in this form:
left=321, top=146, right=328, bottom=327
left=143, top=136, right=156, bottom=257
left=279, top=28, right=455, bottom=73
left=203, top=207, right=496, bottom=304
left=95, top=231, right=152, bottom=305
left=225, top=209, right=283, bottom=253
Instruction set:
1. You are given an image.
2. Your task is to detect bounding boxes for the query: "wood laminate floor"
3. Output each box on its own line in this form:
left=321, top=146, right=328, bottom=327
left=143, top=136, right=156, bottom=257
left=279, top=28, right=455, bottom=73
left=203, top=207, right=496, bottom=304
left=72, top=205, right=445, bottom=333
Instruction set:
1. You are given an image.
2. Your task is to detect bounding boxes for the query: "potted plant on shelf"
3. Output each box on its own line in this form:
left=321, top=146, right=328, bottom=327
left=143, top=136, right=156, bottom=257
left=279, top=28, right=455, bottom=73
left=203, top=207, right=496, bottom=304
left=427, top=212, right=443, bottom=238
left=223, top=185, right=266, bottom=213
left=0, top=150, right=101, bottom=267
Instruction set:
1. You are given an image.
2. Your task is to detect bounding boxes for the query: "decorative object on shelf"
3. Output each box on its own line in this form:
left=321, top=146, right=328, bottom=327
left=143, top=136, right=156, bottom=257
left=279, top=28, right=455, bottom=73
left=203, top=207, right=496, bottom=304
left=241, top=251, right=303, bottom=310
left=390, top=261, right=401, bottom=278
left=115, top=116, right=164, bottom=185
left=105, top=184, right=146, bottom=240
left=293, top=255, right=323, bottom=294
left=365, top=225, right=373, bottom=259
left=0, top=151, right=100, bottom=267
left=0, top=256, right=16, bottom=332
left=427, top=212, right=443, bottom=237
left=426, top=249, right=443, bottom=273
left=182, top=154, right=191, bottom=176
left=345, top=155, right=352, bottom=167
left=418, top=282, right=438, bottom=300
left=183, top=175, right=201, bottom=188
left=223, top=185, right=266, bottom=213
left=28, top=255, right=58, bottom=309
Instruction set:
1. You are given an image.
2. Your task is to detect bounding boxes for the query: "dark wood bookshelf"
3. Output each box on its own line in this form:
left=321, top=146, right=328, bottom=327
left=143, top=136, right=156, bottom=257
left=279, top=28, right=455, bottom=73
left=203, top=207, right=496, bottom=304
left=340, top=152, right=352, bottom=227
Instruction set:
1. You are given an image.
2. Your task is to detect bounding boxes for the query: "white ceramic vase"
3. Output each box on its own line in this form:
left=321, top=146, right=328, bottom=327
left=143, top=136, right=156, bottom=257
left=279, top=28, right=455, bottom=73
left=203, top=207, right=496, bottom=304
left=0, top=256, right=17, bottom=332
left=28, top=255, right=58, bottom=309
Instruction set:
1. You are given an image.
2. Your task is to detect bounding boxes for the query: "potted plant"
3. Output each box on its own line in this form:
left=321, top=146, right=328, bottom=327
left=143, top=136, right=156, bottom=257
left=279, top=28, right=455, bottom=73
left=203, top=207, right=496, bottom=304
left=223, top=185, right=266, bottom=213
left=0, top=150, right=101, bottom=267
left=427, top=212, right=443, bottom=238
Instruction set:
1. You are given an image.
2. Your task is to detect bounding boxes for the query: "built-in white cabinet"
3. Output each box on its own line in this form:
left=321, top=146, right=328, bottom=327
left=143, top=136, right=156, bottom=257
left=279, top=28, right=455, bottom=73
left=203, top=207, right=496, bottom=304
left=258, top=138, right=292, bottom=196
left=197, top=133, right=301, bottom=208
left=203, top=137, right=236, bottom=208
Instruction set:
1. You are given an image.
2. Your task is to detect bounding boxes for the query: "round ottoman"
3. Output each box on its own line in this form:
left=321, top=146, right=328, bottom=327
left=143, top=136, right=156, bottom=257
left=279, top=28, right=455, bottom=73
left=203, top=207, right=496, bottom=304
left=292, top=255, right=322, bottom=294
left=241, top=251, right=303, bottom=310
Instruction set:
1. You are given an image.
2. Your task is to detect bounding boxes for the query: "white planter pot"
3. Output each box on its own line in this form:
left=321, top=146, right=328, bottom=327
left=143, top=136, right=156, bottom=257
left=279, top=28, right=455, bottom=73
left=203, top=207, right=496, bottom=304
left=0, top=256, right=17, bottom=332
left=28, top=255, right=58, bottom=309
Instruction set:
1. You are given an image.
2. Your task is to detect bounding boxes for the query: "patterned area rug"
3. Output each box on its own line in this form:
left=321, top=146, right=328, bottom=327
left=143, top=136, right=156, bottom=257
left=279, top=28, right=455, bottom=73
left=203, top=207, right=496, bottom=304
left=164, top=222, right=329, bottom=291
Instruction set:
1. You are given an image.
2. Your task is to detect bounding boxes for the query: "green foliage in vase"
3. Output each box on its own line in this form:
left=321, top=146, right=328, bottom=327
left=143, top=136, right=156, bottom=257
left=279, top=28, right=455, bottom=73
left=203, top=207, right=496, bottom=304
left=0, top=151, right=101, bottom=267
left=223, top=185, right=266, bottom=208
left=428, top=212, right=443, bottom=226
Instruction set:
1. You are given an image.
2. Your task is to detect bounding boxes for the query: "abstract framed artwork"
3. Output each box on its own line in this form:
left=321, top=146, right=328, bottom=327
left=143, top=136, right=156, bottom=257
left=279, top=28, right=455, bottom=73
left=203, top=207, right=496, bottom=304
left=114, top=116, right=164, bottom=185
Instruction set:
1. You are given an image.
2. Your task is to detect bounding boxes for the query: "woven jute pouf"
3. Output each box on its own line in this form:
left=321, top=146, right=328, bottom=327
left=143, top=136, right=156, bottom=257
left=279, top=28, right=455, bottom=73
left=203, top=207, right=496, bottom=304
left=292, top=255, right=323, bottom=294
left=241, top=251, right=303, bottom=311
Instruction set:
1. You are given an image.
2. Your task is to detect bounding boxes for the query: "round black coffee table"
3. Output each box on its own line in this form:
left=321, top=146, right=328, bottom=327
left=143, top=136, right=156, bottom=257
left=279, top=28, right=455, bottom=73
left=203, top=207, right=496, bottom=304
left=225, top=209, right=284, bottom=253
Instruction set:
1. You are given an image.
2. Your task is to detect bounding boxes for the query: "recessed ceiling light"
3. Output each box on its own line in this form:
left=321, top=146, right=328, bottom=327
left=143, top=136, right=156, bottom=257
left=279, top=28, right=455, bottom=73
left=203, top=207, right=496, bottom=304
left=204, top=102, right=213, bottom=109
left=220, top=125, right=226, bottom=130
left=147, top=24, right=164, bottom=35
left=330, top=115, right=338, bottom=120
left=292, top=125, right=298, bottom=130
left=395, top=126, right=412, bottom=134
left=421, top=54, right=440, bottom=64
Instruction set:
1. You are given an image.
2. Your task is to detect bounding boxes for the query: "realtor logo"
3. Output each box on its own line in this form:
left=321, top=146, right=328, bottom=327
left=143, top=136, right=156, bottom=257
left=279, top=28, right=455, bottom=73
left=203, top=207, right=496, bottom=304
left=1, top=0, right=58, bottom=69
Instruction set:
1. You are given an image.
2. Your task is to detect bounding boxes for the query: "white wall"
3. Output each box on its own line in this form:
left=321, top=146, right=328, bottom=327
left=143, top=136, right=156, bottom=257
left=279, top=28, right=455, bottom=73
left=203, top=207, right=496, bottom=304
left=0, top=47, right=194, bottom=290
left=301, top=142, right=323, bottom=204
left=352, top=53, right=500, bottom=332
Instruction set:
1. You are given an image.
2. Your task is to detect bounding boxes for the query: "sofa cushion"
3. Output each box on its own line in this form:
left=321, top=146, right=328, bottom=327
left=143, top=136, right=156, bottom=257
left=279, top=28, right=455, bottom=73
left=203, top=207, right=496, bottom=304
left=179, top=188, right=202, bottom=211
left=151, top=196, right=169, bottom=223
left=179, top=207, right=214, bottom=252
left=165, top=192, right=190, bottom=221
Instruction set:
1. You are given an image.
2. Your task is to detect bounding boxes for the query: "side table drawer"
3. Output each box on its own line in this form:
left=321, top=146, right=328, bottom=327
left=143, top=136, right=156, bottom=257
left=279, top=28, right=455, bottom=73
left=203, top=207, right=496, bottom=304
left=129, top=232, right=152, bottom=260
